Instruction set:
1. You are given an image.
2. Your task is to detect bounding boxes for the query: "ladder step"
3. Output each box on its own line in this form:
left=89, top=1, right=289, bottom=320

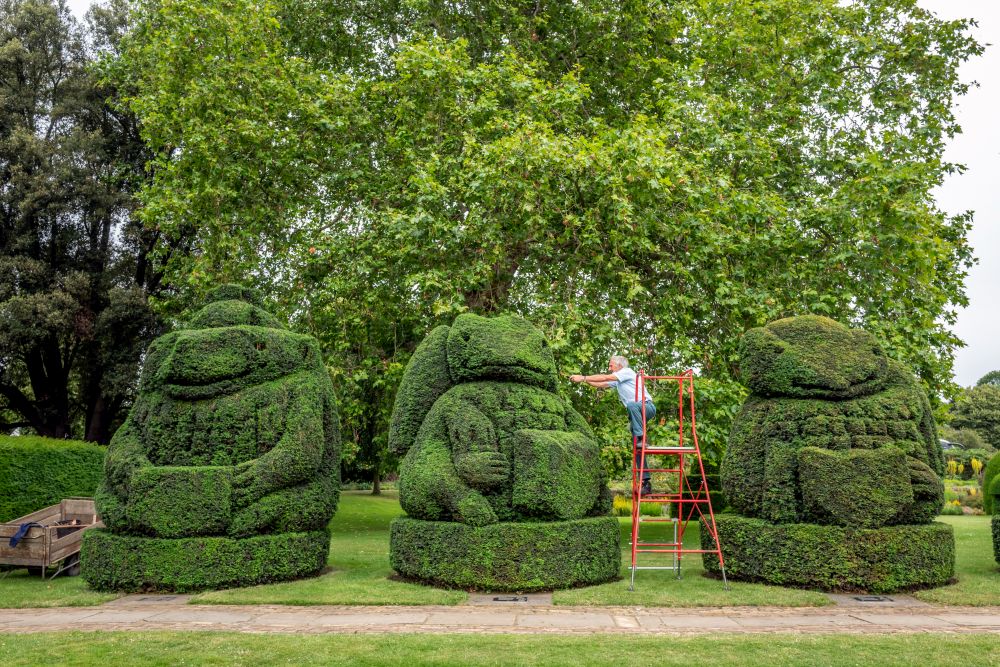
left=638, top=517, right=678, bottom=523
left=640, top=447, right=697, bottom=454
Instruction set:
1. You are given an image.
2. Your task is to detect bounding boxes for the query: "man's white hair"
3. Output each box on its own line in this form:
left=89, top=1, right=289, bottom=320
left=610, top=355, right=629, bottom=369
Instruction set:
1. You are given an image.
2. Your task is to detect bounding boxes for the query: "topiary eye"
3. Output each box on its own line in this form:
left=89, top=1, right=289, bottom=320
left=255, top=342, right=266, bottom=351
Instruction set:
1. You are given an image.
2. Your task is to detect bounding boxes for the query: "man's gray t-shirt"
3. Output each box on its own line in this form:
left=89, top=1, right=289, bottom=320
left=608, top=367, right=652, bottom=406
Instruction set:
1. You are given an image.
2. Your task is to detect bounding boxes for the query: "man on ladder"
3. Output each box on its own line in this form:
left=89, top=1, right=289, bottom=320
left=570, top=355, right=656, bottom=494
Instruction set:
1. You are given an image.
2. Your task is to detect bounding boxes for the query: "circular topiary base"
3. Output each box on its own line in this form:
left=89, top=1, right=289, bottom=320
left=992, top=515, right=999, bottom=565
left=390, top=516, right=620, bottom=591
left=701, top=514, right=954, bottom=593
left=81, top=528, right=330, bottom=592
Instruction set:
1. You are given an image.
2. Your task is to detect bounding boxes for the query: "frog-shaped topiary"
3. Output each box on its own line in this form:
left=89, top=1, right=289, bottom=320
left=702, top=316, right=955, bottom=592
left=82, top=286, right=340, bottom=592
left=387, top=313, right=619, bottom=591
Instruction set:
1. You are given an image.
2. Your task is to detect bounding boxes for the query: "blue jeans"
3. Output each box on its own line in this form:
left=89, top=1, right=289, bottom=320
left=627, top=400, right=655, bottom=482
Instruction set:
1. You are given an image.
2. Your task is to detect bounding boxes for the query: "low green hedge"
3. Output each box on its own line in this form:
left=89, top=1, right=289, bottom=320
left=81, top=528, right=330, bottom=592
left=701, top=514, right=954, bottom=593
left=390, top=516, right=620, bottom=591
left=0, top=435, right=105, bottom=522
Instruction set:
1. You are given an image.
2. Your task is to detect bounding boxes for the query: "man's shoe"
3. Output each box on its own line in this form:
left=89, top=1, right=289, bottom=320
left=640, top=479, right=652, bottom=495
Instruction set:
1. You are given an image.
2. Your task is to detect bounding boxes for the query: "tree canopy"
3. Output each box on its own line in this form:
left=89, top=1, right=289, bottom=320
left=104, top=0, right=981, bottom=469
left=0, top=0, right=182, bottom=441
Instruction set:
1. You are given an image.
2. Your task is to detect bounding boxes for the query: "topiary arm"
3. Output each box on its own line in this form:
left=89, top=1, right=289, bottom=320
left=232, top=380, right=326, bottom=508
left=102, top=417, right=151, bottom=502
left=388, top=325, right=452, bottom=455
left=443, top=398, right=509, bottom=490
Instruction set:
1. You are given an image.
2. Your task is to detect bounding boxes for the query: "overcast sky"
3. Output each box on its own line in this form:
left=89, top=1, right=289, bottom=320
left=915, top=1, right=999, bottom=387
left=65, top=1, right=996, bottom=386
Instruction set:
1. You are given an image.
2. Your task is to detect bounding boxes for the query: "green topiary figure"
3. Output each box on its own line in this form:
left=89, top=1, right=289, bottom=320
left=984, top=452, right=1000, bottom=565
left=702, top=316, right=955, bottom=592
left=388, top=313, right=619, bottom=591
left=81, top=286, right=340, bottom=592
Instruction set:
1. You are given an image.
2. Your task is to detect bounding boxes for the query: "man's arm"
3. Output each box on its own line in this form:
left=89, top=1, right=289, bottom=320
left=569, top=374, right=617, bottom=388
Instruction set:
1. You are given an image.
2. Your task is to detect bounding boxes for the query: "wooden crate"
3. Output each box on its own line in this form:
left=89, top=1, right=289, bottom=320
left=0, top=498, right=103, bottom=576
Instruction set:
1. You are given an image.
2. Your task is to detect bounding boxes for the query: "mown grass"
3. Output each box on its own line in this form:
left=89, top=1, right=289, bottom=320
left=4, top=493, right=997, bottom=609
left=552, top=517, right=831, bottom=607
left=1, top=632, right=998, bottom=667
left=0, top=570, right=117, bottom=608
left=913, top=515, right=1000, bottom=606
left=191, top=491, right=466, bottom=605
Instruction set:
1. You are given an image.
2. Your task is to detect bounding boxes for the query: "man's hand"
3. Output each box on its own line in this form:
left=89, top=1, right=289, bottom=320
left=569, top=374, right=584, bottom=383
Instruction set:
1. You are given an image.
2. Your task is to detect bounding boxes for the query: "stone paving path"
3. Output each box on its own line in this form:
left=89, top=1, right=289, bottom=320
left=1, top=595, right=999, bottom=635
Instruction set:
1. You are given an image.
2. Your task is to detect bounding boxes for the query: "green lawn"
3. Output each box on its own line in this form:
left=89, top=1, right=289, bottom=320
left=552, top=517, right=831, bottom=607
left=0, top=569, right=117, bottom=608
left=192, top=491, right=466, bottom=605
left=1, top=632, right=998, bottom=667
left=3, top=493, right=997, bottom=609
left=913, top=515, right=1000, bottom=606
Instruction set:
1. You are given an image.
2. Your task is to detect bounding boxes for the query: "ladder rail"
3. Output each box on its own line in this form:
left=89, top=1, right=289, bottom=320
left=628, top=369, right=729, bottom=591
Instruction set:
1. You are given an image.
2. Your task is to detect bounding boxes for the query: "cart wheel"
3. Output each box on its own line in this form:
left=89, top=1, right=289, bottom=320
left=65, top=555, right=81, bottom=576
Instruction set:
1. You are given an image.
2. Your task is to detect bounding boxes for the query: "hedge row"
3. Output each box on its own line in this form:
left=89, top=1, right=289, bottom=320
left=701, top=514, right=955, bottom=593
left=389, top=516, right=620, bottom=591
left=81, top=528, right=330, bottom=592
left=0, top=435, right=104, bottom=522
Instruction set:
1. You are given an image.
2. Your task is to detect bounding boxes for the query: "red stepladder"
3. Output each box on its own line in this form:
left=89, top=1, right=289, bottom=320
left=628, top=369, right=729, bottom=591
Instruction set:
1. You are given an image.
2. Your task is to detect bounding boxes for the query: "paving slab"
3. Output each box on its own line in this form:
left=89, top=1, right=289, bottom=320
left=931, top=614, right=1000, bottom=627
left=639, top=615, right=742, bottom=630
left=426, top=612, right=517, bottom=626
left=734, top=615, right=857, bottom=628
left=77, top=610, right=162, bottom=624
left=148, top=609, right=256, bottom=624
left=3, top=610, right=100, bottom=627
left=311, top=612, right=429, bottom=626
left=516, top=613, right=616, bottom=629
left=851, top=613, right=958, bottom=627
left=247, top=612, right=328, bottom=627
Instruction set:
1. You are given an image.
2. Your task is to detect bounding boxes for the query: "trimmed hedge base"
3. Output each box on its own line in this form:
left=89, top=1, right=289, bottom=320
left=701, top=514, right=955, bottom=593
left=390, top=516, right=620, bottom=591
left=81, top=528, right=330, bottom=592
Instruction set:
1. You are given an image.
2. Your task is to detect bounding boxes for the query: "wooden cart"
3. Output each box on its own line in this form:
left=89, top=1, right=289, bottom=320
left=0, top=498, right=103, bottom=579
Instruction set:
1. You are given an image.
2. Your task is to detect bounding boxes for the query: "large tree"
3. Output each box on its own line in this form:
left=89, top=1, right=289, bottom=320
left=114, top=0, right=981, bottom=469
left=0, top=0, right=179, bottom=441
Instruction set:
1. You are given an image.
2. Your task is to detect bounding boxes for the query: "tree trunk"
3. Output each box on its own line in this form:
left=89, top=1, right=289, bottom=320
left=371, top=466, right=381, bottom=496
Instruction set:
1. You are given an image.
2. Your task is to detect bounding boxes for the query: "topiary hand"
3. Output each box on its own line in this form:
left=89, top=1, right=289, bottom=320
left=455, top=451, right=510, bottom=490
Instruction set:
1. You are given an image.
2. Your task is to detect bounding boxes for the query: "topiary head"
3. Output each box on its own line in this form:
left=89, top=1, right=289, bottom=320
left=447, top=313, right=558, bottom=391
left=739, top=315, right=889, bottom=399
left=141, top=286, right=321, bottom=399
